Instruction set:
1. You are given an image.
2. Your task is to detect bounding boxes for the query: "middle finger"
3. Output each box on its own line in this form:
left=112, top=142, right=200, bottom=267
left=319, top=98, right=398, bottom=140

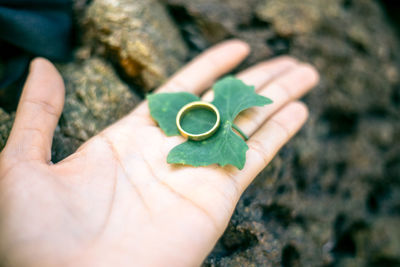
left=202, top=60, right=319, bottom=138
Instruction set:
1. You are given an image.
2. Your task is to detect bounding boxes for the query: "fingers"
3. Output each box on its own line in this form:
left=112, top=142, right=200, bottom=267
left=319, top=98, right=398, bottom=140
left=157, top=39, right=250, bottom=94
left=237, top=57, right=298, bottom=90
left=201, top=56, right=298, bottom=102
left=133, top=40, right=249, bottom=117
left=233, top=63, right=319, bottom=137
left=5, top=58, right=65, bottom=163
left=234, top=101, right=309, bottom=191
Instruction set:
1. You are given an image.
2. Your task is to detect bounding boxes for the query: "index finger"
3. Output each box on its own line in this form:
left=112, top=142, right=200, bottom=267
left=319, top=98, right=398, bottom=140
left=133, top=40, right=250, bottom=117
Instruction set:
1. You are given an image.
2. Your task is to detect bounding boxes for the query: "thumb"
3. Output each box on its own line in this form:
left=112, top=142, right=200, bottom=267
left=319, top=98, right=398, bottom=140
left=4, top=58, right=65, bottom=163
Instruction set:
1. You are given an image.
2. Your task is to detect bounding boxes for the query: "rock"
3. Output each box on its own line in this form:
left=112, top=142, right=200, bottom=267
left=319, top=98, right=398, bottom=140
left=0, top=108, right=14, bottom=150
left=163, top=0, right=274, bottom=65
left=58, top=56, right=140, bottom=141
left=165, top=0, right=255, bottom=42
left=355, top=218, right=400, bottom=263
left=51, top=127, right=83, bottom=163
left=255, top=0, right=336, bottom=37
left=84, top=0, right=188, bottom=90
left=52, top=56, right=140, bottom=162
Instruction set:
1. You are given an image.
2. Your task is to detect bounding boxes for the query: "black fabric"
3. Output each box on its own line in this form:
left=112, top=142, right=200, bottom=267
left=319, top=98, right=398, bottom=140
left=0, top=0, right=73, bottom=92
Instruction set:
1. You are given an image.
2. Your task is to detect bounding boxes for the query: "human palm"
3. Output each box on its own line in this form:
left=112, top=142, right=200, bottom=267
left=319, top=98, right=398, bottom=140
left=0, top=40, right=318, bottom=267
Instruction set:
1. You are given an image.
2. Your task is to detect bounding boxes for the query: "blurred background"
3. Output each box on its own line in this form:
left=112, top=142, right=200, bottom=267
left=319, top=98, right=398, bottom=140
left=0, top=0, right=399, bottom=266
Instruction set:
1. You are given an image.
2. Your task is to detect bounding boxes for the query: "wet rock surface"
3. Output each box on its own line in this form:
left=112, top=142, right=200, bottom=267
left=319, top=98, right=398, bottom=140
left=0, top=0, right=399, bottom=266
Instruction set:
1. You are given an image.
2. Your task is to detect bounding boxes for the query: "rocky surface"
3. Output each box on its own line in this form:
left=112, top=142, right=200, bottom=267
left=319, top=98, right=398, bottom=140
left=163, top=0, right=276, bottom=66
left=83, top=0, right=188, bottom=90
left=0, top=0, right=399, bottom=266
left=0, top=108, right=14, bottom=149
left=51, top=56, right=141, bottom=162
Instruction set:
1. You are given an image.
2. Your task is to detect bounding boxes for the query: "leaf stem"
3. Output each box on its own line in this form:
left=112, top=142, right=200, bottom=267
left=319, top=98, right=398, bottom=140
left=232, top=123, right=249, bottom=141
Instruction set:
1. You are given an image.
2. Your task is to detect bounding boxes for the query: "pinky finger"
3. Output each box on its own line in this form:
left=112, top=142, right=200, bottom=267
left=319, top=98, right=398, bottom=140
left=234, top=101, right=309, bottom=192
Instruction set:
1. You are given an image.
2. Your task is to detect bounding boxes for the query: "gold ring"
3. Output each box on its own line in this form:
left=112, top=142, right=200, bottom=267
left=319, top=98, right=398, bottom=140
left=176, top=101, right=220, bottom=141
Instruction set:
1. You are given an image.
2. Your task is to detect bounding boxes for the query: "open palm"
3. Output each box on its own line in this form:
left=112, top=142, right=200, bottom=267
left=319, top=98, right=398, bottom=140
left=0, top=40, right=318, bottom=267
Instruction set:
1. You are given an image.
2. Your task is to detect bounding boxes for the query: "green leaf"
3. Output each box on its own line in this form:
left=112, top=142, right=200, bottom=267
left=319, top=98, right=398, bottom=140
left=212, top=76, right=273, bottom=122
left=167, top=122, right=248, bottom=169
left=147, top=92, right=199, bottom=136
left=148, top=76, right=273, bottom=169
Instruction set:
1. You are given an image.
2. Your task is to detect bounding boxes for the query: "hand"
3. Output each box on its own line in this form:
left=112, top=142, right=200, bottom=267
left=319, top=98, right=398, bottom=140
left=0, top=40, right=318, bottom=267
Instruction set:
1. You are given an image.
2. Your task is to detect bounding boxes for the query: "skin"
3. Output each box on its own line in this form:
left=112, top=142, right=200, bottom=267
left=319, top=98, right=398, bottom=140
left=0, top=40, right=319, bottom=267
